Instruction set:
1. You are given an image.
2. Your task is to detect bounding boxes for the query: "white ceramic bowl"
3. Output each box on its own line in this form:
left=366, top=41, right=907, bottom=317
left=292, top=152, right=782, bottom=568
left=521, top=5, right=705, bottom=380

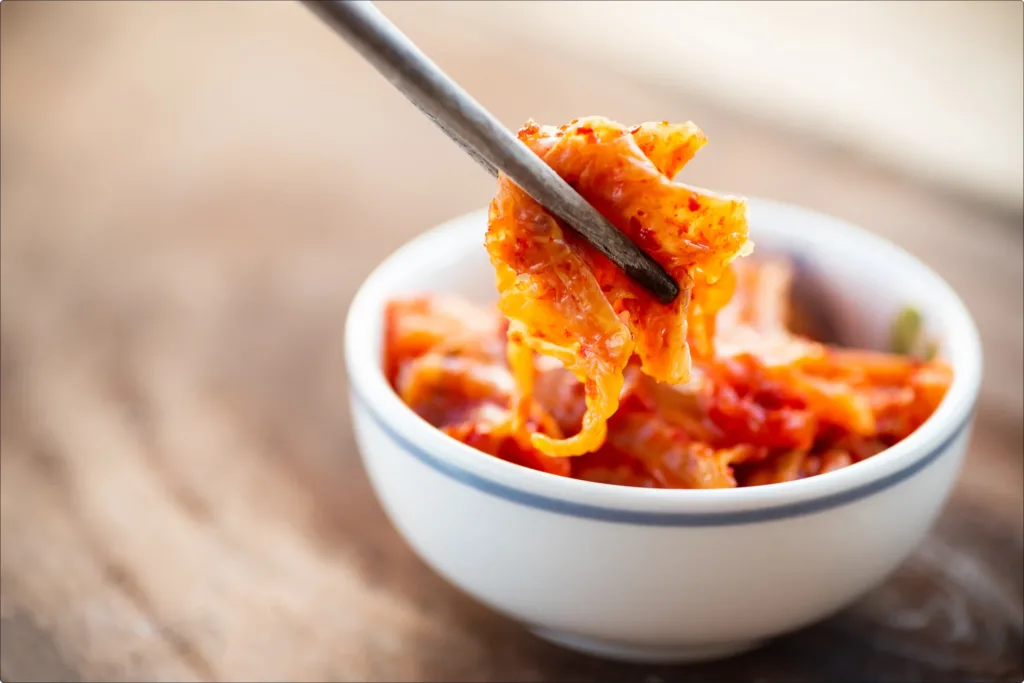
left=344, top=198, right=982, bottom=664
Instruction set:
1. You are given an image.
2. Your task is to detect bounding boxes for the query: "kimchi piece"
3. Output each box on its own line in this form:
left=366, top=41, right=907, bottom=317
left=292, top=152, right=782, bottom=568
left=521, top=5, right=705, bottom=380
left=384, top=296, right=571, bottom=477
left=707, top=258, right=951, bottom=457
left=486, top=117, right=751, bottom=457
left=382, top=255, right=953, bottom=489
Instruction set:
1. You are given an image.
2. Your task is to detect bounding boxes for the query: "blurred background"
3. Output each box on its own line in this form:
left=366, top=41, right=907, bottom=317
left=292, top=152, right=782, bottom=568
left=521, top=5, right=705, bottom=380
left=2, top=2, right=1021, bottom=681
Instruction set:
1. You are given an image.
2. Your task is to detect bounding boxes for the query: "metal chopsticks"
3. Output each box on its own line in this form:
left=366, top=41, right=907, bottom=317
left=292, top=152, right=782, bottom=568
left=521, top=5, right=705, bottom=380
left=300, top=0, right=680, bottom=304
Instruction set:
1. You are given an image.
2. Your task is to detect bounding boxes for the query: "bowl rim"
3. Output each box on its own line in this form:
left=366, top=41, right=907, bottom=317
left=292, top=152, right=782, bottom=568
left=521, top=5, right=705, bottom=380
left=344, top=198, right=982, bottom=523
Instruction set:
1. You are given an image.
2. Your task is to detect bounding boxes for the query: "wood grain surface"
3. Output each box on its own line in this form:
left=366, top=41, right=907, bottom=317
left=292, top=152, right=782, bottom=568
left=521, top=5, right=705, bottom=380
left=1, top=2, right=1021, bottom=682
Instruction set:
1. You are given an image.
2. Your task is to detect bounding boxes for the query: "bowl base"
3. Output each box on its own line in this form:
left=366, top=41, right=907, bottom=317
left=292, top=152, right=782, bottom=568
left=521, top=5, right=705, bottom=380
left=530, top=627, right=764, bottom=664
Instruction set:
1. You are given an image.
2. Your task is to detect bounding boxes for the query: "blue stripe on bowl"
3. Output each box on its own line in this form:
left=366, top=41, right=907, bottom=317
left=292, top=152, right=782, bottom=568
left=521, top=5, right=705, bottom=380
left=353, top=390, right=971, bottom=526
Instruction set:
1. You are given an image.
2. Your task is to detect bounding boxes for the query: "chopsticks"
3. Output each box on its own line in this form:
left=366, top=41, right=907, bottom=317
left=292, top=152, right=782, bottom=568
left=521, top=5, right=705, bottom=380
left=300, top=0, right=681, bottom=305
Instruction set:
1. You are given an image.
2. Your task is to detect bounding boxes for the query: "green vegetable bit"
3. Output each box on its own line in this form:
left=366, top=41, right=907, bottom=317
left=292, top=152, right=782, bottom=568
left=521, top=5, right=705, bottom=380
left=890, top=306, right=937, bottom=360
left=890, top=307, right=923, bottom=355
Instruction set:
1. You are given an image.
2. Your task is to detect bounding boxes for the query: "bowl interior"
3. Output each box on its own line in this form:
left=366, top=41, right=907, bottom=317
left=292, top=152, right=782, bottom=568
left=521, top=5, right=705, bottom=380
left=346, top=197, right=981, bottom=507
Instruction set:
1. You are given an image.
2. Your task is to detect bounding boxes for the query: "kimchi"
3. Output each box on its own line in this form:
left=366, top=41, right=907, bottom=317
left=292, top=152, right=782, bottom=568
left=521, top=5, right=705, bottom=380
left=383, top=257, right=951, bottom=489
left=486, top=117, right=750, bottom=456
left=380, top=117, right=952, bottom=489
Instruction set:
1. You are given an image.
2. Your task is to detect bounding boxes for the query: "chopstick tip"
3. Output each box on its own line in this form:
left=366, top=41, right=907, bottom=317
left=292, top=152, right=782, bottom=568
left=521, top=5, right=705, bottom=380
left=628, top=261, right=679, bottom=305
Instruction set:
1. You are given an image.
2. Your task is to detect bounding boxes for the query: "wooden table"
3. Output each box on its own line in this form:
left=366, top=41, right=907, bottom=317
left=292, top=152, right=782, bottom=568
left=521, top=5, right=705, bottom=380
left=2, top=3, right=1021, bottom=681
